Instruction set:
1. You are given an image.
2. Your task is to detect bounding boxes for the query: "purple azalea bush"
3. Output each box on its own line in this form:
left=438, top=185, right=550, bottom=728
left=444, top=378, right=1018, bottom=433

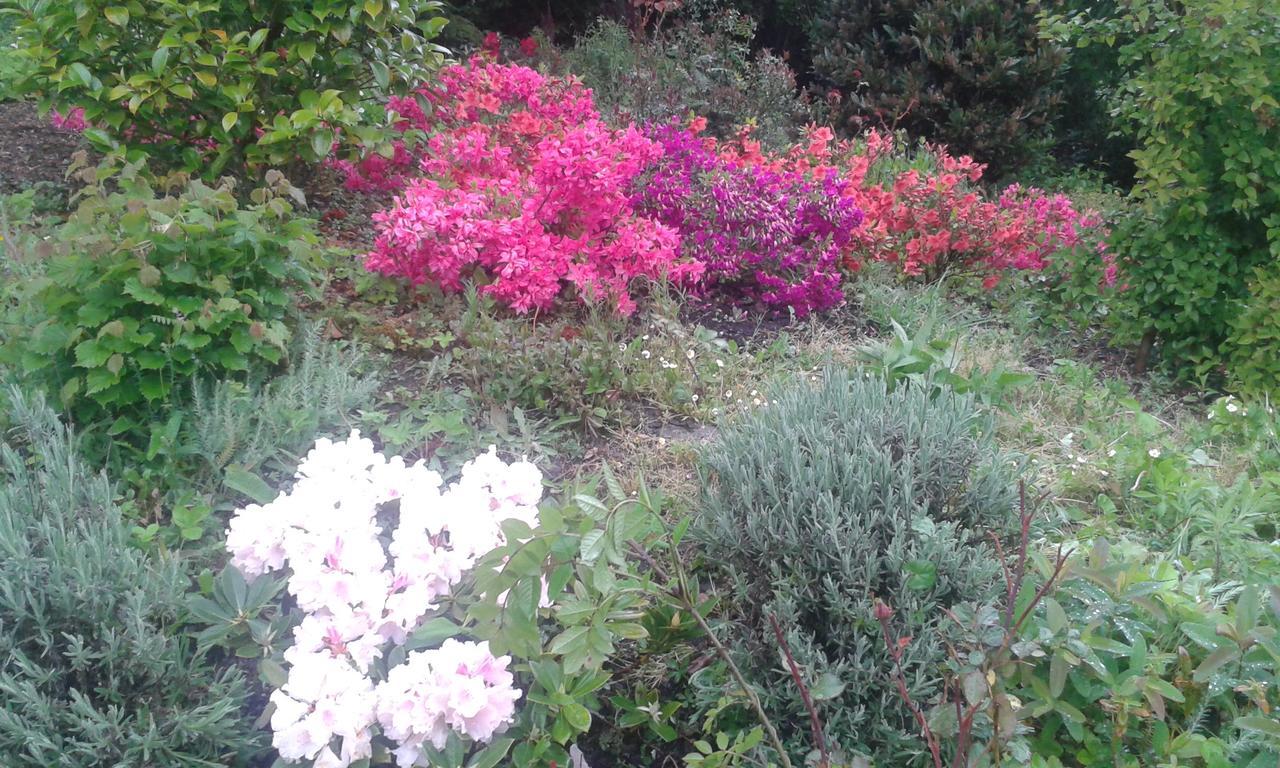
left=633, top=122, right=863, bottom=316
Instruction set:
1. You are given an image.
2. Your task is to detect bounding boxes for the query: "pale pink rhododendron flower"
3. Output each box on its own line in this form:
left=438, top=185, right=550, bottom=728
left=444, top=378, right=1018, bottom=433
left=375, top=639, right=522, bottom=767
left=226, top=433, right=543, bottom=767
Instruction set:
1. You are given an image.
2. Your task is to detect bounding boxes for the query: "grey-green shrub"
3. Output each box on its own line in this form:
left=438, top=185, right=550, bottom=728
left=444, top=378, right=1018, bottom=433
left=187, top=325, right=380, bottom=479
left=695, top=369, right=1018, bottom=764
left=0, top=390, right=261, bottom=766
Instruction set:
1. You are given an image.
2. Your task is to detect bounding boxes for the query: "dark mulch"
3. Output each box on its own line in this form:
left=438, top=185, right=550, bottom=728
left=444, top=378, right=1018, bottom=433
left=0, top=101, right=83, bottom=194
left=682, top=295, right=873, bottom=349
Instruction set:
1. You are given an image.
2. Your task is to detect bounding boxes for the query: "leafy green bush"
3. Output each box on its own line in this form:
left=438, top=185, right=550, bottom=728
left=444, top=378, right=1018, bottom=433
left=809, top=0, right=1063, bottom=176
left=1225, top=264, right=1280, bottom=397
left=5, top=170, right=315, bottom=457
left=1043, top=0, right=1280, bottom=378
left=694, top=369, right=1019, bottom=763
left=7, top=0, right=448, bottom=176
left=1013, top=540, right=1280, bottom=768
left=0, top=390, right=261, bottom=766
left=560, top=11, right=809, bottom=148
left=0, top=12, right=34, bottom=102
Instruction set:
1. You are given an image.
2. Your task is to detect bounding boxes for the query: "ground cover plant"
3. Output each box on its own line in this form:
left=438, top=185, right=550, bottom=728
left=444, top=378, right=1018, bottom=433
left=0, top=2, right=1277, bottom=767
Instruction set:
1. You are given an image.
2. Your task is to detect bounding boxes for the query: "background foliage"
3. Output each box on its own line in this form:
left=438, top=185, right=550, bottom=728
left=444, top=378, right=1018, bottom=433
left=7, top=0, right=449, bottom=176
left=1043, top=0, right=1280, bottom=382
left=808, top=0, right=1064, bottom=176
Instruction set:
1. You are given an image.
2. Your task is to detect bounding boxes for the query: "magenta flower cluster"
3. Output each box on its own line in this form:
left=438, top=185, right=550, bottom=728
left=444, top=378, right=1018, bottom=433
left=632, top=123, right=864, bottom=316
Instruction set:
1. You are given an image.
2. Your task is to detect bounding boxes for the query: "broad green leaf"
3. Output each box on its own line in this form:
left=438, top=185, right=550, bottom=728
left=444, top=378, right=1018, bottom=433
left=223, top=464, right=278, bottom=504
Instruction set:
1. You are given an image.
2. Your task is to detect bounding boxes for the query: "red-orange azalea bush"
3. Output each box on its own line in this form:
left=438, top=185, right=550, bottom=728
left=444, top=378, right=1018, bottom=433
left=720, top=126, right=1108, bottom=288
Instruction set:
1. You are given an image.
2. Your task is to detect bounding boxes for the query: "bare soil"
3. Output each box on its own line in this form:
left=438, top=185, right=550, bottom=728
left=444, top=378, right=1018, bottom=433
left=0, top=101, right=83, bottom=194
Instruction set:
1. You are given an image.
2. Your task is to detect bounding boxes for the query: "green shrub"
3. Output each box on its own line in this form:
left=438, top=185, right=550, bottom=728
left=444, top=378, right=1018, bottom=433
left=126, top=327, right=379, bottom=547
left=0, top=12, right=34, bottom=102
left=7, top=0, right=448, bottom=176
left=0, top=390, right=261, bottom=766
left=694, top=369, right=1018, bottom=764
left=560, top=11, right=809, bottom=148
left=1043, top=0, right=1280, bottom=379
left=5, top=170, right=315, bottom=457
left=1012, top=540, right=1280, bottom=767
left=1225, top=264, right=1280, bottom=398
left=809, top=0, right=1063, bottom=176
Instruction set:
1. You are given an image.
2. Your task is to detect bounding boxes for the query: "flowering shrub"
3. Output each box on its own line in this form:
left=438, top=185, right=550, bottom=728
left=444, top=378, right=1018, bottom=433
left=633, top=122, right=863, bottom=315
left=836, top=132, right=1105, bottom=286
left=634, top=118, right=1104, bottom=309
left=221, top=432, right=674, bottom=768
left=717, top=126, right=1107, bottom=288
left=226, top=433, right=539, bottom=766
left=348, top=60, right=1101, bottom=317
left=352, top=58, right=699, bottom=315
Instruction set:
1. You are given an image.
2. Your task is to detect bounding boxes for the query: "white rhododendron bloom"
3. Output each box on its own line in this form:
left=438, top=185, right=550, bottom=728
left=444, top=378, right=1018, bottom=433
left=374, top=639, right=523, bottom=768
left=226, top=433, right=542, bottom=767
left=270, top=650, right=377, bottom=765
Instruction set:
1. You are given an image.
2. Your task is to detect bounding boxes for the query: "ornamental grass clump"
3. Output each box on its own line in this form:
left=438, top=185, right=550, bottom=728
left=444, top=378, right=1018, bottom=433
left=695, top=370, right=1019, bottom=764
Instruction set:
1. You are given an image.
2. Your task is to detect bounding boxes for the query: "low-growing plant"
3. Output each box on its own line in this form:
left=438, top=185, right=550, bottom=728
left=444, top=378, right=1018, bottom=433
left=1011, top=539, right=1280, bottom=768
left=0, top=390, right=262, bottom=766
left=7, top=0, right=450, bottom=176
left=694, top=369, right=1020, bottom=764
left=858, top=318, right=1035, bottom=411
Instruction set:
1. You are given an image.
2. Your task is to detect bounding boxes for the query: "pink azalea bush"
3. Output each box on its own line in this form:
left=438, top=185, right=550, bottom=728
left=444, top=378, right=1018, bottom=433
left=226, top=432, right=542, bottom=767
left=351, top=57, right=699, bottom=315
left=345, top=56, right=1105, bottom=318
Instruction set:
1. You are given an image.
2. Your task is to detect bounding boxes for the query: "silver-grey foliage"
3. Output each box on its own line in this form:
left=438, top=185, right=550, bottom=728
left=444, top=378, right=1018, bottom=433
left=695, top=369, right=1020, bottom=765
left=189, top=324, right=379, bottom=477
left=0, top=390, right=260, bottom=766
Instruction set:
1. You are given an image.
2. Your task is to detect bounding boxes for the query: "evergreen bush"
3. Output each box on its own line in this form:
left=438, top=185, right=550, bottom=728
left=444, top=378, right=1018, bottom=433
left=0, top=390, right=261, bottom=766
left=809, top=0, right=1063, bottom=176
left=695, top=370, right=1018, bottom=764
left=564, top=12, right=809, bottom=148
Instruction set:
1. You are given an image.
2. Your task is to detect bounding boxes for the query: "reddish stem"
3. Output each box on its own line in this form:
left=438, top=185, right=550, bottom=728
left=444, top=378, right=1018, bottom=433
left=768, top=613, right=830, bottom=768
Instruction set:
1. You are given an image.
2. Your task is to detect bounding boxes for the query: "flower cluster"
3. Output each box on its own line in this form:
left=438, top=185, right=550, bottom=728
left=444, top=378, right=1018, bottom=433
left=718, top=125, right=1108, bottom=288
left=848, top=136, right=1105, bottom=285
left=226, top=433, right=541, bottom=767
left=351, top=58, right=700, bottom=315
left=633, top=122, right=863, bottom=315
left=50, top=107, right=88, bottom=132
left=375, top=639, right=522, bottom=766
